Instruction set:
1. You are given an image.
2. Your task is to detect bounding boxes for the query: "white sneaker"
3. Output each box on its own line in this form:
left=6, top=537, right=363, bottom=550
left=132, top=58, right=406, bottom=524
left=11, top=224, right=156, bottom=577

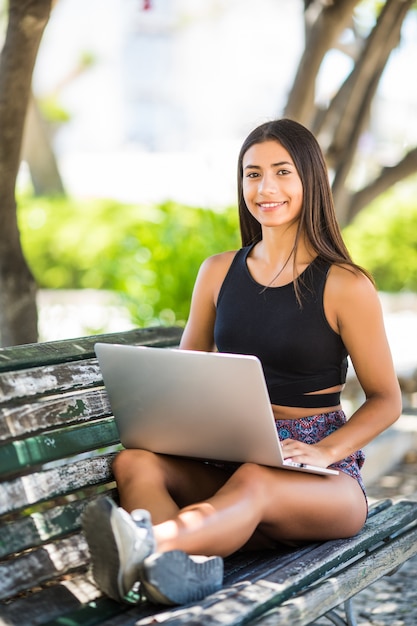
left=81, top=496, right=155, bottom=603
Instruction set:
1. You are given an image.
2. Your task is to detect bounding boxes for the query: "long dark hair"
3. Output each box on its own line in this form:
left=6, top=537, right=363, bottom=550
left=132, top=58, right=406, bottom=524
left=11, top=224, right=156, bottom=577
left=237, top=118, right=372, bottom=283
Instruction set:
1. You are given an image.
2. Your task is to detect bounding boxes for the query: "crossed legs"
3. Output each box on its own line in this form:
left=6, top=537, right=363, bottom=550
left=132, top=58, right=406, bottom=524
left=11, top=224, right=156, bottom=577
left=112, top=448, right=368, bottom=558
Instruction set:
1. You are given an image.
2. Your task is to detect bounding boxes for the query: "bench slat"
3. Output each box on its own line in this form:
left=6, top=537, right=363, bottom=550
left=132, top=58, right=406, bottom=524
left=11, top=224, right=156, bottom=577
left=44, top=596, right=131, bottom=626
left=0, top=360, right=103, bottom=403
left=0, top=501, right=86, bottom=559
left=0, top=418, right=119, bottom=477
left=0, top=576, right=104, bottom=626
left=0, top=489, right=118, bottom=557
left=0, top=534, right=90, bottom=601
left=261, top=499, right=417, bottom=588
left=0, top=328, right=182, bottom=404
left=0, top=454, right=117, bottom=515
left=0, top=327, right=183, bottom=371
left=0, top=389, right=111, bottom=442
left=251, top=525, right=417, bottom=626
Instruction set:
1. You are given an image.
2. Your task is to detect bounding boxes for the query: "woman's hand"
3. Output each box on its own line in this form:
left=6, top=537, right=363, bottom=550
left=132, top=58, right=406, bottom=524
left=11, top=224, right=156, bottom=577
left=281, top=438, right=334, bottom=469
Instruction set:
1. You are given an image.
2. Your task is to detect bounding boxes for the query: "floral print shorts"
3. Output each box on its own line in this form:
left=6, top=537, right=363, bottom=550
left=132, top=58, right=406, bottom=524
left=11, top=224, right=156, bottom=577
left=276, top=410, right=366, bottom=499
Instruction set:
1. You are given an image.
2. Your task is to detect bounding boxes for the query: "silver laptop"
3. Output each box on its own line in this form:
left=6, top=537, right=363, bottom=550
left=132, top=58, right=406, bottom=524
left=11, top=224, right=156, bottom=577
left=95, top=343, right=338, bottom=476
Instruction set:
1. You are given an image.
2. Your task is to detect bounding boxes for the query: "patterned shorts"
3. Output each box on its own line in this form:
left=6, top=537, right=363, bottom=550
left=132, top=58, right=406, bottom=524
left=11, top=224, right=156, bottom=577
left=276, top=410, right=366, bottom=498
left=207, top=410, right=367, bottom=502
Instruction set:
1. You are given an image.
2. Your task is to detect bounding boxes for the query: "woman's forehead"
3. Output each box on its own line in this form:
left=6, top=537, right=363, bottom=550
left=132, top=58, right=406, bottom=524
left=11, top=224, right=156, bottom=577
left=242, top=140, right=293, bottom=166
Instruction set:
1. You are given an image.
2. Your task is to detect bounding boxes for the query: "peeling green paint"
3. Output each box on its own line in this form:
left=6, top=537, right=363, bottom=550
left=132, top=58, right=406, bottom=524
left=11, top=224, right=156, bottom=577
left=60, top=398, right=86, bottom=419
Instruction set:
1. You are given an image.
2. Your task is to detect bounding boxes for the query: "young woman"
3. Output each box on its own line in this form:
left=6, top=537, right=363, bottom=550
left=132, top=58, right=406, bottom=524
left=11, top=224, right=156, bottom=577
left=82, top=118, right=401, bottom=606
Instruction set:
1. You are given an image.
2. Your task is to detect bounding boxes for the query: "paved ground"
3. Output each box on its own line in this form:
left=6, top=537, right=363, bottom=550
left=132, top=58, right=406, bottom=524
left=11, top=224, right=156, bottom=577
left=312, top=449, right=417, bottom=626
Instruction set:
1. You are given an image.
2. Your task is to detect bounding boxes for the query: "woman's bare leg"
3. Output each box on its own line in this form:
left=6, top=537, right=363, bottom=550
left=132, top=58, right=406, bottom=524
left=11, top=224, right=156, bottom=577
left=112, top=449, right=232, bottom=522
left=113, top=449, right=367, bottom=558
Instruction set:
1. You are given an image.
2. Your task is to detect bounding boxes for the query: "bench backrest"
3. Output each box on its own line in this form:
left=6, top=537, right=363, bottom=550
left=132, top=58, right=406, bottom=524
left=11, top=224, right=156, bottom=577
left=0, top=326, right=182, bottom=603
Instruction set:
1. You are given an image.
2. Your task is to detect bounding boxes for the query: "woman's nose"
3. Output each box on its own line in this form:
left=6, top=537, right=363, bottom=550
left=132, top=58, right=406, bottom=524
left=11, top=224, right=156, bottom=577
left=259, top=173, right=278, bottom=194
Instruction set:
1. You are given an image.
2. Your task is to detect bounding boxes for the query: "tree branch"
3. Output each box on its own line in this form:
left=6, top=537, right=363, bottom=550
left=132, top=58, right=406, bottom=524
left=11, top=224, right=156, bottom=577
left=284, top=0, right=360, bottom=126
left=317, top=0, right=413, bottom=160
left=347, top=147, right=417, bottom=222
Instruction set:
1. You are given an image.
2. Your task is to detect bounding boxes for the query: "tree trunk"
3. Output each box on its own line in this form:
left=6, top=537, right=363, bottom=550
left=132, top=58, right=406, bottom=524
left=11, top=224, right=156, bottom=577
left=0, top=0, right=52, bottom=346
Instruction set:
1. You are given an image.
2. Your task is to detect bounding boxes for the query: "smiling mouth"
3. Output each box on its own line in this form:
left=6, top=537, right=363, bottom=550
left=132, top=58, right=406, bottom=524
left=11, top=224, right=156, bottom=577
left=258, top=202, right=286, bottom=210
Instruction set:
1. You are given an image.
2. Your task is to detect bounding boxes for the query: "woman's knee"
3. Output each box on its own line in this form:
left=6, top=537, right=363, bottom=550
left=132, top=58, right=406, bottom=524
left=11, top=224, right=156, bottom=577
left=112, top=448, right=162, bottom=484
left=230, top=463, right=272, bottom=502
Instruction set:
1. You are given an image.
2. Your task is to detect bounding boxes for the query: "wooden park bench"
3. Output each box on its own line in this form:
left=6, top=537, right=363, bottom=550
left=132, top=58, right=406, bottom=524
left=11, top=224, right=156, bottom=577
left=1, top=325, right=417, bottom=626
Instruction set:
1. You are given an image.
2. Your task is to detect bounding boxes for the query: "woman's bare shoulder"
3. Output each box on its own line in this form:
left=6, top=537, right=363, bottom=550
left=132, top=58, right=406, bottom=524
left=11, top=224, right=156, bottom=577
left=325, top=263, right=381, bottom=335
left=199, top=250, right=239, bottom=278
left=203, top=250, right=238, bottom=267
left=191, top=250, right=239, bottom=305
left=327, top=263, right=376, bottom=301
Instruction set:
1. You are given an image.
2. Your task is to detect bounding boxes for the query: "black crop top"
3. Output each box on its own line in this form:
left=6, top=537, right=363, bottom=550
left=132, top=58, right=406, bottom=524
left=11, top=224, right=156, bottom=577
left=214, top=245, right=348, bottom=408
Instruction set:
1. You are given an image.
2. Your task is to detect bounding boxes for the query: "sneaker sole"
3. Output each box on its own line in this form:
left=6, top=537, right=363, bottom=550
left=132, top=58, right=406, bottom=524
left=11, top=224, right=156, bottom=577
left=140, top=550, right=223, bottom=606
left=81, top=498, right=127, bottom=603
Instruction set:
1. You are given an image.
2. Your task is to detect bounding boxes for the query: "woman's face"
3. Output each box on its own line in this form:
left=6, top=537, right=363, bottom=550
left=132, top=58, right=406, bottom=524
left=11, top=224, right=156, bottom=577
left=241, top=140, right=303, bottom=231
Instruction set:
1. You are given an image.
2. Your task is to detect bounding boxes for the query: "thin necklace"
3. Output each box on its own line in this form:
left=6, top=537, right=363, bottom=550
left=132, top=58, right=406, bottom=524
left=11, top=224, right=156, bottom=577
left=259, top=245, right=295, bottom=295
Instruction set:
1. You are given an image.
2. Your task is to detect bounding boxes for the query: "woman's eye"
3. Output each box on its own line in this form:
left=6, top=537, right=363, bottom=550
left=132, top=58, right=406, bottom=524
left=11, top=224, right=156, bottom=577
left=277, top=169, right=290, bottom=176
left=246, top=172, right=260, bottom=178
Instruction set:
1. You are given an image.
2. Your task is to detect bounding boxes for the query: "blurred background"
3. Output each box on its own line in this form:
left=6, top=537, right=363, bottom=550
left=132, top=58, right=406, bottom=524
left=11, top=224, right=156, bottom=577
left=30, top=0, right=417, bottom=208
left=1, top=0, right=416, bottom=386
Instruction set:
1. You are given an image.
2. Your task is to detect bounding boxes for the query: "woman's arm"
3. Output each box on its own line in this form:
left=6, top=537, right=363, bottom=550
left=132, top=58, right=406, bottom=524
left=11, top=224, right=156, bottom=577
left=317, top=265, right=402, bottom=464
left=179, top=251, right=236, bottom=352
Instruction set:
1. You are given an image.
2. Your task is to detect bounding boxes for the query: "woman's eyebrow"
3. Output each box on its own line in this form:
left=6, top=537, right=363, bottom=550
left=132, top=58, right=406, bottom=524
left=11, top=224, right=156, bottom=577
left=244, top=160, right=293, bottom=170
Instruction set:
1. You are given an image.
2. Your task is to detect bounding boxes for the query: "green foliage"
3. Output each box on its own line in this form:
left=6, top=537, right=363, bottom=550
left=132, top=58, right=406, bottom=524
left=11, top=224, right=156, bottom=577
left=18, top=195, right=240, bottom=327
left=343, top=180, right=417, bottom=291
left=18, top=178, right=417, bottom=333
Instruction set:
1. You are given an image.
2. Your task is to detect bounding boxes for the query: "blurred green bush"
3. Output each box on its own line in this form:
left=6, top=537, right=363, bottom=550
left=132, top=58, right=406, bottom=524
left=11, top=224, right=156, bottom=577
left=17, top=178, right=417, bottom=330
left=343, top=181, right=417, bottom=292
left=18, top=195, right=240, bottom=327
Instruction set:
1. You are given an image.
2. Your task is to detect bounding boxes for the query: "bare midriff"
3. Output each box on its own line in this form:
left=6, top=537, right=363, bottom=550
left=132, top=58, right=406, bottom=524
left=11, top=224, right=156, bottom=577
left=271, top=384, right=344, bottom=420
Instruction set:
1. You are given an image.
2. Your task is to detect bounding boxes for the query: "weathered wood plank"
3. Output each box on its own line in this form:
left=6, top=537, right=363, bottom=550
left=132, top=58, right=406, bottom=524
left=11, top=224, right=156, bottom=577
left=0, top=327, right=183, bottom=371
left=0, top=576, right=105, bottom=626
left=0, top=389, right=111, bottom=442
left=0, top=494, right=111, bottom=559
left=0, top=501, right=86, bottom=558
left=0, top=453, right=116, bottom=515
left=0, top=418, right=120, bottom=477
left=0, top=360, right=103, bottom=403
left=260, top=499, right=417, bottom=589
left=250, top=526, right=417, bottom=626
left=0, top=534, right=90, bottom=601
left=0, top=328, right=181, bottom=403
